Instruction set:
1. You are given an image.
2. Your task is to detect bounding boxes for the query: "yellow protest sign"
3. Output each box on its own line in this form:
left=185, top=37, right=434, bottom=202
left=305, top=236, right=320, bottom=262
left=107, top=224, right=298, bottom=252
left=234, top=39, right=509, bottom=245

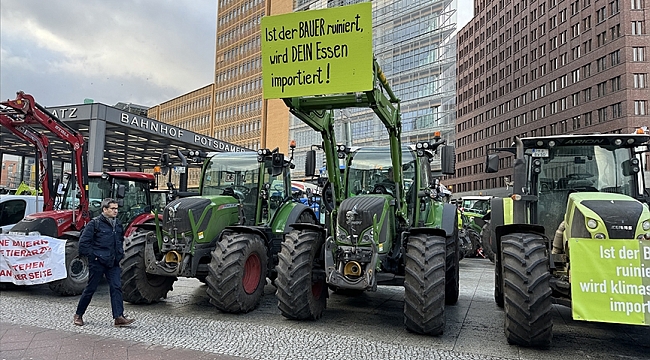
left=261, top=2, right=373, bottom=99
left=570, top=239, right=650, bottom=325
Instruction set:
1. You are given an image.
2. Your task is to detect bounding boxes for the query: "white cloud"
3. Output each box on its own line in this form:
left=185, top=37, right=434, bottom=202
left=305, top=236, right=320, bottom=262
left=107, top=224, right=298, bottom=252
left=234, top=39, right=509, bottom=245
left=0, top=0, right=216, bottom=107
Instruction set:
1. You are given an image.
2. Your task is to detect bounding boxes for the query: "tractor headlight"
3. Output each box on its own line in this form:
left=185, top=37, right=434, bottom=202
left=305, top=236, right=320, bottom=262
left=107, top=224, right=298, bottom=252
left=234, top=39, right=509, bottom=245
left=587, top=218, right=598, bottom=229
left=594, top=233, right=606, bottom=239
left=642, top=220, right=650, bottom=231
left=362, top=232, right=372, bottom=243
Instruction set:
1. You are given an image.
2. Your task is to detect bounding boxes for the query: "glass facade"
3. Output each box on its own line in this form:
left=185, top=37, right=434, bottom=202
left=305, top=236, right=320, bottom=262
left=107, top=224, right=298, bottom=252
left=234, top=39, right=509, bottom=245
left=289, top=0, right=457, bottom=176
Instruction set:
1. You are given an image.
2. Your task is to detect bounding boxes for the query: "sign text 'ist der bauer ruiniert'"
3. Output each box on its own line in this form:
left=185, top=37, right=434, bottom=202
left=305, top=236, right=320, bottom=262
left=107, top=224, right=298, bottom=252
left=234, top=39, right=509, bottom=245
left=570, top=239, right=650, bottom=325
left=261, top=2, right=373, bottom=99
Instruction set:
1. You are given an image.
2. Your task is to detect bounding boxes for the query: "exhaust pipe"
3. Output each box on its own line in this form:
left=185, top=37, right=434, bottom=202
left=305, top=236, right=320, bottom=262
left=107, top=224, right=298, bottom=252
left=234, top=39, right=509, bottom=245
left=343, top=261, right=362, bottom=276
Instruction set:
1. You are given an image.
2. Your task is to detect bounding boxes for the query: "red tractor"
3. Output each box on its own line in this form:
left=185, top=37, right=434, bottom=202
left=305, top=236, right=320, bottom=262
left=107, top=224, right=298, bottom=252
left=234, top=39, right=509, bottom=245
left=2, top=92, right=159, bottom=295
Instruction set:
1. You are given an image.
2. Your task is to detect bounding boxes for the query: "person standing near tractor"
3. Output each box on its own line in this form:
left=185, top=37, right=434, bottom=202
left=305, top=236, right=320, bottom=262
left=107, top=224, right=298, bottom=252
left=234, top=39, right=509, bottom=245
left=73, top=198, right=135, bottom=327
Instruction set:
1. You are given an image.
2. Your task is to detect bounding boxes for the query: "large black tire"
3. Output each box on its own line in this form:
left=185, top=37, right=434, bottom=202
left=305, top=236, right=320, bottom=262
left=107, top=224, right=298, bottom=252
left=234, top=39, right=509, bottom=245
left=444, top=232, right=460, bottom=305
left=501, top=232, right=553, bottom=347
left=49, top=240, right=88, bottom=296
left=206, top=232, right=268, bottom=313
left=403, top=233, right=446, bottom=335
left=276, top=229, right=326, bottom=320
left=494, top=249, right=504, bottom=308
left=121, top=231, right=176, bottom=304
left=481, top=223, right=495, bottom=263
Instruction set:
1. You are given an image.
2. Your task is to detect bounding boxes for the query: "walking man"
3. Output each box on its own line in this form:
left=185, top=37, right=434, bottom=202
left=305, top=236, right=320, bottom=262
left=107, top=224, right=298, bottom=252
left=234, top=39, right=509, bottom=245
left=73, top=198, right=135, bottom=327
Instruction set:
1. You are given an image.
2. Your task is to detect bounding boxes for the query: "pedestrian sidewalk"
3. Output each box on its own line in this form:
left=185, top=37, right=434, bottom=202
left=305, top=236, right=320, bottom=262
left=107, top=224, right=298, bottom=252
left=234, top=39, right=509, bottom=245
left=0, top=322, right=247, bottom=360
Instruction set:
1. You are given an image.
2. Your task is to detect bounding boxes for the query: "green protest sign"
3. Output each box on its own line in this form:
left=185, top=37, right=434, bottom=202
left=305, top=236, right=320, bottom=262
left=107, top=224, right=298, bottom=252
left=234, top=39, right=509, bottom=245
left=570, top=239, right=650, bottom=325
left=261, top=2, right=373, bottom=99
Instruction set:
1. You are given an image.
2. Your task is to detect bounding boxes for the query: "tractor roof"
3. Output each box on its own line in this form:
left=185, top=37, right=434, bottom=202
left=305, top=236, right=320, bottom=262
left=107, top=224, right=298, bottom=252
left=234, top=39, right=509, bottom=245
left=521, top=134, right=649, bottom=148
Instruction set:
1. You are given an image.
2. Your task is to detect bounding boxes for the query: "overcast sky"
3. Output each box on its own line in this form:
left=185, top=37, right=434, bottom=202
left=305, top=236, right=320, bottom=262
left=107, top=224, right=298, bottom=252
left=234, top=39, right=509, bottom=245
left=1, top=0, right=473, bottom=108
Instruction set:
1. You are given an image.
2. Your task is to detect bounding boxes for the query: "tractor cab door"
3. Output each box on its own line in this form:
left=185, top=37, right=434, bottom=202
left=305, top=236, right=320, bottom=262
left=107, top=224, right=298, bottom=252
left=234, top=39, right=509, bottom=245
left=415, top=157, right=433, bottom=226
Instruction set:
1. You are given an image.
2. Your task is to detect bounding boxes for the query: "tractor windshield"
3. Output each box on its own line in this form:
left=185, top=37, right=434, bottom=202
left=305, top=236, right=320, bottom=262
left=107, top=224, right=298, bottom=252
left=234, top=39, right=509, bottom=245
left=346, top=147, right=416, bottom=197
left=201, top=153, right=259, bottom=197
left=532, top=145, right=638, bottom=236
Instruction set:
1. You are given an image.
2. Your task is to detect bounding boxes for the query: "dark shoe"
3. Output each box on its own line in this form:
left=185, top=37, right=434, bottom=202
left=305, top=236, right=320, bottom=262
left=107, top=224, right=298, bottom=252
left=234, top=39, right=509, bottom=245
left=114, top=315, right=135, bottom=327
left=73, top=314, right=84, bottom=326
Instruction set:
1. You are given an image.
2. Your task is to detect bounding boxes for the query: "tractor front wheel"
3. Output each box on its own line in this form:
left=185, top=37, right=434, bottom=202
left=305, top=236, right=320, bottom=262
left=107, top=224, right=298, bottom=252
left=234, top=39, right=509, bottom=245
left=276, top=228, right=326, bottom=320
left=502, top=232, right=552, bottom=347
left=445, top=232, right=460, bottom=305
left=403, top=233, right=446, bottom=335
left=49, top=239, right=88, bottom=296
left=206, top=232, right=268, bottom=313
left=120, top=231, right=176, bottom=304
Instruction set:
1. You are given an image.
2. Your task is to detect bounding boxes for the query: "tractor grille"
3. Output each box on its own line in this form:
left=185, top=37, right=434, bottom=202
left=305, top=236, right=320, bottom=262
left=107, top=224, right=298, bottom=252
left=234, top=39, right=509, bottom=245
left=163, top=197, right=211, bottom=235
left=581, top=200, right=643, bottom=239
left=338, top=196, right=388, bottom=235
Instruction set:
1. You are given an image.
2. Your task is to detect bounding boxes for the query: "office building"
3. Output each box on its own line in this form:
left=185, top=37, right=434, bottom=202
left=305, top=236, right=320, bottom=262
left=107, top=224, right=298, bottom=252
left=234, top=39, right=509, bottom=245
left=451, top=0, right=650, bottom=195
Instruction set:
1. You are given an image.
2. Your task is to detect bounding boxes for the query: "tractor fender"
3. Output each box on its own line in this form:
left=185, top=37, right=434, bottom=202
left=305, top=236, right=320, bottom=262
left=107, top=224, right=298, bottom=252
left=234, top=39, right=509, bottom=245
left=494, top=223, right=546, bottom=255
left=409, top=227, right=447, bottom=239
left=283, top=203, right=318, bottom=234
left=221, top=226, right=268, bottom=243
left=61, top=230, right=81, bottom=239
left=124, top=213, right=161, bottom=237
left=440, top=203, right=458, bottom=237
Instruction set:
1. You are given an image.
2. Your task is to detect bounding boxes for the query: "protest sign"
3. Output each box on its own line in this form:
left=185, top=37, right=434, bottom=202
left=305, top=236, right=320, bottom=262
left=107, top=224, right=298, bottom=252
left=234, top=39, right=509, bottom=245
left=570, top=239, right=650, bottom=325
left=261, top=2, right=373, bottom=98
left=0, top=234, right=67, bottom=285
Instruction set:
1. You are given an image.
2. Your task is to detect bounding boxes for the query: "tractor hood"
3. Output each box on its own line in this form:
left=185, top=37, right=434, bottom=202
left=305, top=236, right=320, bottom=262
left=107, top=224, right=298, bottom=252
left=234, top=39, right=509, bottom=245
left=567, top=192, right=650, bottom=240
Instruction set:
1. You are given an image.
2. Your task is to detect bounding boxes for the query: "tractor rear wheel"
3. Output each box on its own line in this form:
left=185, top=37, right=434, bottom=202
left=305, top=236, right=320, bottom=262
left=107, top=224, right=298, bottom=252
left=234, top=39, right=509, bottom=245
left=206, top=232, right=268, bottom=313
left=444, top=233, right=460, bottom=305
left=501, top=232, right=552, bottom=347
left=49, top=239, right=88, bottom=296
left=403, top=233, right=446, bottom=335
left=121, top=231, right=176, bottom=304
left=481, top=223, right=495, bottom=263
left=276, top=228, right=326, bottom=320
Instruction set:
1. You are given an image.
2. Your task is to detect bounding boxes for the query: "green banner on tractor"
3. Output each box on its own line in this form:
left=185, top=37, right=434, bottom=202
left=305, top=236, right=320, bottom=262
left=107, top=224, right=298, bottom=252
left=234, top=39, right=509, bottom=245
left=261, top=2, right=373, bottom=99
left=570, top=239, right=650, bottom=325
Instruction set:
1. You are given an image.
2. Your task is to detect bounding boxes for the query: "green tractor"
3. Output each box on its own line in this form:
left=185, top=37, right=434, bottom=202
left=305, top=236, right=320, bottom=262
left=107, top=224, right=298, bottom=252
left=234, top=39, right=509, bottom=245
left=458, top=196, right=493, bottom=260
left=275, top=60, right=458, bottom=335
left=485, top=133, right=650, bottom=346
left=120, top=148, right=318, bottom=313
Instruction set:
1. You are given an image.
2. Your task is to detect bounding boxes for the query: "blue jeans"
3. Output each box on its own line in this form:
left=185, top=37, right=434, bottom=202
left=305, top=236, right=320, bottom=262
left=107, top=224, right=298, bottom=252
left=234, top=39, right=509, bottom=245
left=75, top=259, right=124, bottom=319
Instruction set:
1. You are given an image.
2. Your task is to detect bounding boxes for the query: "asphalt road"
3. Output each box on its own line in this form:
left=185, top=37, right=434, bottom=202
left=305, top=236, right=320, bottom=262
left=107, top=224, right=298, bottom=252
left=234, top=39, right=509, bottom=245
left=1, top=258, right=648, bottom=360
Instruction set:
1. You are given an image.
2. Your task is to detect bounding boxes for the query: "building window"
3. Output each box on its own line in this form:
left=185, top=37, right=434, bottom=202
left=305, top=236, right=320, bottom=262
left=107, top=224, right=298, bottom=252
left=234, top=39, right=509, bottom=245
left=597, top=81, right=607, bottom=96
left=583, top=87, right=592, bottom=102
left=597, top=31, right=607, bottom=46
left=572, top=23, right=581, bottom=38
left=584, top=111, right=593, bottom=126
left=610, top=24, right=621, bottom=39
left=583, top=63, right=591, bottom=77
left=635, top=100, right=648, bottom=115
left=633, top=73, right=647, bottom=88
left=609, top=0, right=620, bottom=14
left=633, top=47, right=646, bottom=61
left=611, top=76, right=621, bottom=91
left=631, top=0, right=643, bottom=10
left=610, top=50, right=620, bottom=65
left=597, top=56, right=607, bottom=71
left=598, top=107, right=608, bottom=122
left=632, top=21, right=644, bottom=35
left=572, top=92, right=580, bottom=106
left=572, top=69, right=581, bottom=83
left=611, top=103, right=622, bottom=118
left=572, top=46, right=581, bottom=59
left=597, top=7, right=607, bottom=23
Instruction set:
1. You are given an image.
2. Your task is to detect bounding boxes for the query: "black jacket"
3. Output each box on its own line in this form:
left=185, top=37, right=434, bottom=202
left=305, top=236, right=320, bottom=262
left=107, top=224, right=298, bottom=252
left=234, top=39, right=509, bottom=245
left=79, top=215, right=125, bottom=267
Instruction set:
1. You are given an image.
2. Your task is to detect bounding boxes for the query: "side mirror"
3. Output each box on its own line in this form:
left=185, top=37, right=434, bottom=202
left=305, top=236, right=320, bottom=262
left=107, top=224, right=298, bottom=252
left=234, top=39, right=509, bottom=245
left=486, top=154, right=500, bottom=173
left=116, top=184, right=126, bottom=199
left=440, top=146, right=456, bottom=175
left=272, top=153, right=284, bottom=177
left=305, top=150, right=316, bottom=177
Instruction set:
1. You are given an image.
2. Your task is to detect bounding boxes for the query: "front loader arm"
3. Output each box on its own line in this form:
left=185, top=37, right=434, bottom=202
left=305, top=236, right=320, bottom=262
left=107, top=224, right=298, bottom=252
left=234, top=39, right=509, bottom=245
left=1, top=91, right=90, bottom=228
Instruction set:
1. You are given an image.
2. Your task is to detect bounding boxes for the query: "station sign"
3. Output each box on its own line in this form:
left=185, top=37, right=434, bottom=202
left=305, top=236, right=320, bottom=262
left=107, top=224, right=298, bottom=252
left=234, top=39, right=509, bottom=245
left=46, top=104, right=248, bottom=152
